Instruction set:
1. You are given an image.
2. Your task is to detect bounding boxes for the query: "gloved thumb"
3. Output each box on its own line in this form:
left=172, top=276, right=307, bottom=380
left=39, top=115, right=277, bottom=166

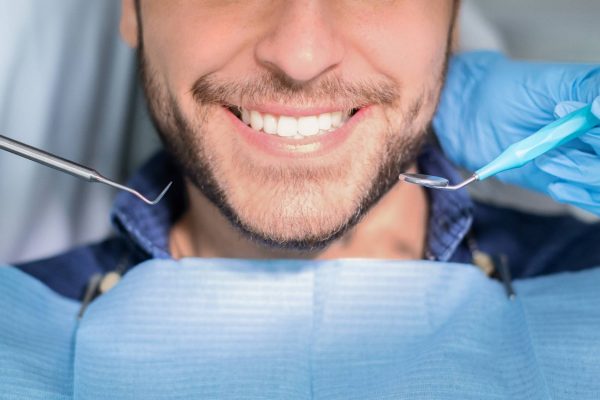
left=553, top=97, right=600, bottom=147
left=593, top=96, right=600, bottom=119
left=554, top=96, right=600, bottom=119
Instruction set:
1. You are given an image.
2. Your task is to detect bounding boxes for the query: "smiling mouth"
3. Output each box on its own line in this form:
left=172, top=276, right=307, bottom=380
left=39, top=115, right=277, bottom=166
left=227, top=106, right=361, bottom=140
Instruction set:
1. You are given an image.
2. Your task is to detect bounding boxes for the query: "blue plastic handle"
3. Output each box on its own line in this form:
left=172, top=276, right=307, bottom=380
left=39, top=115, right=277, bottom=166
left=475, top=105, right=600, bottom=181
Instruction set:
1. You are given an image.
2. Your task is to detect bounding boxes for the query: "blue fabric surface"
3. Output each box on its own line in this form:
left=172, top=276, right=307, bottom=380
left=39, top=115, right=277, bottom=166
left=0, top=267, right=79, bottom=399
left=1, top=260, right=600, bottom=399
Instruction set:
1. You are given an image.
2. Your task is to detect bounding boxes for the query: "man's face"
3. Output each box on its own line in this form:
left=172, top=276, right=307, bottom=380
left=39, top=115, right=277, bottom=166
left=121, top=0, right=456, bottom=250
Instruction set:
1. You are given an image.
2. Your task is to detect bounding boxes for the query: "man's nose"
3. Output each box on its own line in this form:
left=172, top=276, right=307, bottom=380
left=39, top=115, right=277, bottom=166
left=255, top=1, right=344, bottom=84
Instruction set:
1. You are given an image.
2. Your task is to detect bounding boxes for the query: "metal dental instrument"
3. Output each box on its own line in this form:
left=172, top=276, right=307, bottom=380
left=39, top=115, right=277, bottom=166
left=401, top=104, right=600, bottom=191
left=0, top=134, right=172, bottom=205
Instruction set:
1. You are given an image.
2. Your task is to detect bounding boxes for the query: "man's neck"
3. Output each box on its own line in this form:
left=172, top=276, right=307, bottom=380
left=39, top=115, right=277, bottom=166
left=169, top=168, right=428, bottom=260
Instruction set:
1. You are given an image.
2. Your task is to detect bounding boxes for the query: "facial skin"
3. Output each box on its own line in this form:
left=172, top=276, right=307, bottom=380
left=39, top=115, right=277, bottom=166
left=120, top=0, right=457, bottom=257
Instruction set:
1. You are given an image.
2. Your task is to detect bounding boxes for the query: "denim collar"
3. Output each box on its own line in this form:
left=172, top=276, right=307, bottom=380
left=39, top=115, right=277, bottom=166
left=417, top=145, right=474, bottom=261
left=111, top=145, right=473, bottom=262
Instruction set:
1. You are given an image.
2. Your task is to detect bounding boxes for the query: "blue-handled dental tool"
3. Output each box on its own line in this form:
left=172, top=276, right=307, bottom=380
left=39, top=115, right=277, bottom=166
left=400, top=104, right=600, bottom=191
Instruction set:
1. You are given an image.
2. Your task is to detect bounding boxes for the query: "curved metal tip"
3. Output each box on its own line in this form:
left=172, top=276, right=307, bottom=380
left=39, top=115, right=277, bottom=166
left=399, top=173, right=478, bottom=191
left=95, top=176, right=173, bottom=206
left=136, top=181, right=173, bottom=205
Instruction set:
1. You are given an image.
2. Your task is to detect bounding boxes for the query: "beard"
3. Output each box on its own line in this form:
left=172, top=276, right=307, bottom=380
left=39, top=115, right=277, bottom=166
left=138, top=52, right=443, bottom=251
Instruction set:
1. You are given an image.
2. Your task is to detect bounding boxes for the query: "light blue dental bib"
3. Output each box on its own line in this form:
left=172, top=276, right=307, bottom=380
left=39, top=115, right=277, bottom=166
left=1, top=259, right=599, bottom=399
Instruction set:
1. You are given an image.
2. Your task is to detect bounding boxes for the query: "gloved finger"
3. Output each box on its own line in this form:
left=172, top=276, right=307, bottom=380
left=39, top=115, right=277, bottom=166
left=556, top=127, right=600, bottom=155
left=578, top=129, right=600, bottom=154
left=547, top=182, right=600, bottom=216
left=554, top=101, right=587, bottom=119
left=535, top=148, right=600, bottom=188
left=553, top=96, right=600, bottom=119
left=557, top=135, right=598, bottom=154
left=550, top=98, right=600, bottom=154
left=580, top=96, right=600, bottom=150
left=592, top=96, right=600, bottom=119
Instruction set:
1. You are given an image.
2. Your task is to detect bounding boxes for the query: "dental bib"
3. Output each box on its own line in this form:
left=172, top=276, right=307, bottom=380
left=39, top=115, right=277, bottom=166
left=1, top=259, right=599, bottom=399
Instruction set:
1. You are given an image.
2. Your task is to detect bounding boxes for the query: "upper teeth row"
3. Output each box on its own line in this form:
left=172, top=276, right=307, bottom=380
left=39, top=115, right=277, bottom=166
left=240, top=108, right=350, bottom=138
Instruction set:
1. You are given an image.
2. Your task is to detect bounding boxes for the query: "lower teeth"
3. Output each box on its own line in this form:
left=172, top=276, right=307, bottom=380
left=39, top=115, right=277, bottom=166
left=258, top=128, right=335, bottom=139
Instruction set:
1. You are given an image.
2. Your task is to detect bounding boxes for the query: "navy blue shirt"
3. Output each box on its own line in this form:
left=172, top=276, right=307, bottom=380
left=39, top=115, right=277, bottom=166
left=16, top=145, right=600, bottom=301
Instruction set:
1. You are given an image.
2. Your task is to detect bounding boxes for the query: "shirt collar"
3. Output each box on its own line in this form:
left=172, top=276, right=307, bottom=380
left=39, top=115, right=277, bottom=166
left=111, top=152, right=185, bottom=259
left=112, top=145, right=473, bottom=262
left=417, top=144, right=474, bottom=261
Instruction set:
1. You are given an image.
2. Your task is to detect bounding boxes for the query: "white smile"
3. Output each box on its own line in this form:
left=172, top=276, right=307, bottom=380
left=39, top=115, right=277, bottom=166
left=230, top=107, right=357, bottom=139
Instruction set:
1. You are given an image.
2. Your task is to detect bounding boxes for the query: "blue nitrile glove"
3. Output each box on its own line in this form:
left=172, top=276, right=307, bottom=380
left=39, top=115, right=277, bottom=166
left=535, top=99, right=600, bottom=215
left=434, top=51, right=600, bottom=214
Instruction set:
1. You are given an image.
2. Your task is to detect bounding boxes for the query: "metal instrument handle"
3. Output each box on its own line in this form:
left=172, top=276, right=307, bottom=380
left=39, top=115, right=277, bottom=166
left=0, top=134, right=98, bottom=181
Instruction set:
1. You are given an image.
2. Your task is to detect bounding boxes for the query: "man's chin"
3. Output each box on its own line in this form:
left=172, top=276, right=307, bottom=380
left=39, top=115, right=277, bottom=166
left=188, top=135, right=425, bottom=253
left=231, top=219, right=353, bottom=252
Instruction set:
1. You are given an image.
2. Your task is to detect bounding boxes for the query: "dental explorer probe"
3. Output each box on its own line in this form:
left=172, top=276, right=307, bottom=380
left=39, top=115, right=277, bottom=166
left=0, top=134, right=172, bottom=205
left=401, top=104, right=600, bottom=191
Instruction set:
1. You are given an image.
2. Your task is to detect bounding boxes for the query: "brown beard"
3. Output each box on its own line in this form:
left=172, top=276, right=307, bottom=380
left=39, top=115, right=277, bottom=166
left=139, top=53, right=432, bottom=251
left=134, top=3, right=454, bottom=251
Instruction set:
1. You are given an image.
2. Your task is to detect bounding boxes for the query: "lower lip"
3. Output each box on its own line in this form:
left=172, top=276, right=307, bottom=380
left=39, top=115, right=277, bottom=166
left=224, top=106, right=371, bottom=158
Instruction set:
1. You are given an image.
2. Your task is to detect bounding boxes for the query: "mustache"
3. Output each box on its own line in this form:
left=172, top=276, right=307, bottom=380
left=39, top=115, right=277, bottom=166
left=190, top=70, right=400, bottom=109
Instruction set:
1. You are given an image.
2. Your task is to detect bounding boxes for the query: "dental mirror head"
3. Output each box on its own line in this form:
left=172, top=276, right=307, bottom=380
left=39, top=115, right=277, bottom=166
left=399, top=173, right=478, bottom=191
left=400, top=173, right=450, bottom=188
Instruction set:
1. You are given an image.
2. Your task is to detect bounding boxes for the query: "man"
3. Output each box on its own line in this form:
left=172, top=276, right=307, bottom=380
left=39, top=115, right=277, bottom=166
left=16, top=0, right=600, bottom=300
left=3, top=1, right=600, bottom=398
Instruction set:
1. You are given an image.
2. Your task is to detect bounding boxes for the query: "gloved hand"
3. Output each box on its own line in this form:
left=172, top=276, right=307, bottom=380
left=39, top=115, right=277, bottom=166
left=434, top=51, right=600, bottom=215
left=535, top=99, right=600, bottom=215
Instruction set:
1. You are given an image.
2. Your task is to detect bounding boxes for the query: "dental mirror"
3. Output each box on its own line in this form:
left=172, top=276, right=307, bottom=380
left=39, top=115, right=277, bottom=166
left=401, top=104, right=600, bottom=192
left=399, top=173, right=477, bottom=191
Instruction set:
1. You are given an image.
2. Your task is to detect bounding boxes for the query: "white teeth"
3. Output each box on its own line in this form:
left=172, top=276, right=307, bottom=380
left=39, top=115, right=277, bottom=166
left=241, top=109, right=251, bottom=125
left=263, top=114, right=278, bottom=135
left=250, top=111, right=263, bottom=131
left=236, top=107, right=354, bottom=138
left=277, top=116, right=298, bottom=137
left=297, top=116, right=320, bottom=136
left=331, top=111, right=343, bottom=128
left=318, top=113, right=332, bottom=131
